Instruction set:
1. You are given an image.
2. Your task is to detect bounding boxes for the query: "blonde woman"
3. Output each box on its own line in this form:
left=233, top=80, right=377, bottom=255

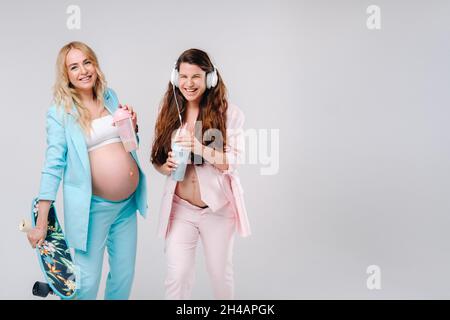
left=26, top=41, right=148, bottom=299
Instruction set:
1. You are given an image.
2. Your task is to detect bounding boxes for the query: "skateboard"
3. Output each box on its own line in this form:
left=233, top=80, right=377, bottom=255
left=20, top=198, right=77, bottom=299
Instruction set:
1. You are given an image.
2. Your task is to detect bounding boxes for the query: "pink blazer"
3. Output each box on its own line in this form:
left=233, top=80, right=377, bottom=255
left=157, top=103, right=251, bottom=238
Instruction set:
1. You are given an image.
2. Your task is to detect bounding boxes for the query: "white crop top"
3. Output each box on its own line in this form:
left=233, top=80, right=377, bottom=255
left=85, top=115, right=122, bottom=152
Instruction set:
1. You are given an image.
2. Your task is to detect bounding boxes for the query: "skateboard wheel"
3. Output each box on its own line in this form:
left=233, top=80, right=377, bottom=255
left=19, top=219, right=32, bottom=233
left=32, top=281, right=52, bottom=297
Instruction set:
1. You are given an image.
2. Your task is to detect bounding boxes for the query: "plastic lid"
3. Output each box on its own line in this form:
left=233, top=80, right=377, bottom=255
left=113, top=108, right=131, bottom=122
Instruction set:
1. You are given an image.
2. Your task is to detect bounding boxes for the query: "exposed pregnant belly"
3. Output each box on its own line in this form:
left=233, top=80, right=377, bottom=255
left=175, top=164, right=208, bottom=208
left=89, top=142, right=139, bottom=201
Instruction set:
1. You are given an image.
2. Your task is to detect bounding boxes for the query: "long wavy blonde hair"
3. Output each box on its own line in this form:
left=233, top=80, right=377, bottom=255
left=53, top=41, right=107, bottom=133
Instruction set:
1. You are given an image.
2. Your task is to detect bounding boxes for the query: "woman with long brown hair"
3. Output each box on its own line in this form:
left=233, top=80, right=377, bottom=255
left=26, top=41, right=148, bottom=299
left=151, top=48, right=250, bottom=299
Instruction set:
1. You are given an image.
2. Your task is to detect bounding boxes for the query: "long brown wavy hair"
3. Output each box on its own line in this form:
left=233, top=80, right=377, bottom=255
left=151, top=49, right=228, bottom=166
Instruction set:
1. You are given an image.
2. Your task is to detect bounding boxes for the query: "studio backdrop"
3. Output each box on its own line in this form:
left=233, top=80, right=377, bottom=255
left=1, top=0, right=449, bottom=299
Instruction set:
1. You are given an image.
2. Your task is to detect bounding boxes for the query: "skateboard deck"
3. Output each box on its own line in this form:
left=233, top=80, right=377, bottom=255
left=29, top=198, right=77, bottom=299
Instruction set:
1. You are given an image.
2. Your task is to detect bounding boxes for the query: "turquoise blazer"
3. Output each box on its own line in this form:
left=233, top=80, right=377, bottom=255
left=38, top=88, right=148, bottom=252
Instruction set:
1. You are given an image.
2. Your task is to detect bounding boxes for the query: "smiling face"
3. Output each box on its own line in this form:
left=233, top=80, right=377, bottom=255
left=178, top=62, right=207, bottom=104
left=65, top=48, right=98, bottom=93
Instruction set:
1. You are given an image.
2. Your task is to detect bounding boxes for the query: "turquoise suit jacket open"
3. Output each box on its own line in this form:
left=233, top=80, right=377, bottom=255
left=38, top=88, right=148, bottom=252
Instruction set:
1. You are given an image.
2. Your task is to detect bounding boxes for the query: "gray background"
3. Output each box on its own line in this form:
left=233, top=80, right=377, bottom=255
left=1, top=0, right=449, bottom=299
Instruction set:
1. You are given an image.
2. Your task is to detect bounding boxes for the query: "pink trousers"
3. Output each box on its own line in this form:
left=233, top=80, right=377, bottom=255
left=164, top=194, right=236, bottom=299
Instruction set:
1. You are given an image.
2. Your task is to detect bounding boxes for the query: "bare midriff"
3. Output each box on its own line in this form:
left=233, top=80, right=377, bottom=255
left=175, top=164, right=208, bottom=208
left=89, top=142, right=139, bottom=201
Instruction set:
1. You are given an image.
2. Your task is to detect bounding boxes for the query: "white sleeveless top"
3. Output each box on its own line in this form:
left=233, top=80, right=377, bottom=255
left=85, top=115, right=121, bottom=152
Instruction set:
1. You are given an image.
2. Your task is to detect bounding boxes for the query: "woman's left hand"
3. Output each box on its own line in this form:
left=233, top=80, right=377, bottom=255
left=120, top=104, right=138, bottom=132
left=174, top=130, right=203, bottom=156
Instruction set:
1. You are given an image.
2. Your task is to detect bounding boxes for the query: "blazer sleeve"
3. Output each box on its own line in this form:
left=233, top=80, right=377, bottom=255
left=221, top=104, right=245, bottom=175
left=38, top=106, right=67, bottom=201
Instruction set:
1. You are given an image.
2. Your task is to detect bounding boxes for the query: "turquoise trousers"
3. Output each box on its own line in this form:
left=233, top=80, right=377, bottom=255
left=73, top=193, right=137, bottom=300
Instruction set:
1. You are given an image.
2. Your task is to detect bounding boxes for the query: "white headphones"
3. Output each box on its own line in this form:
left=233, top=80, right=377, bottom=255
left=170, top=63, right=218, bottom=89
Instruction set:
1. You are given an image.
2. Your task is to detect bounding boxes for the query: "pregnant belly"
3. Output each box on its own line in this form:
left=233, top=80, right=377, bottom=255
left=89, top=142, right=139, bottom=201
left=175, top=164, right=208, bottom=208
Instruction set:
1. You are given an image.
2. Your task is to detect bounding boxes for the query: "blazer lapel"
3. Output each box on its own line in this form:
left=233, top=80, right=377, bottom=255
left=65, top=104, right=90, bottom=174
left=104, top=90, right=116, bottom=114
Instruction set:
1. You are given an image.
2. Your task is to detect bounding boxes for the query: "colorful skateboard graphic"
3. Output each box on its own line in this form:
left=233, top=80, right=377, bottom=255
left=21, top=199, right=77, bottom=299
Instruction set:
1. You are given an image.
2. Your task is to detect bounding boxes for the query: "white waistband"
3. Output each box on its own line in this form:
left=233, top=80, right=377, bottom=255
left=88, top=137, right=122, bottom=152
